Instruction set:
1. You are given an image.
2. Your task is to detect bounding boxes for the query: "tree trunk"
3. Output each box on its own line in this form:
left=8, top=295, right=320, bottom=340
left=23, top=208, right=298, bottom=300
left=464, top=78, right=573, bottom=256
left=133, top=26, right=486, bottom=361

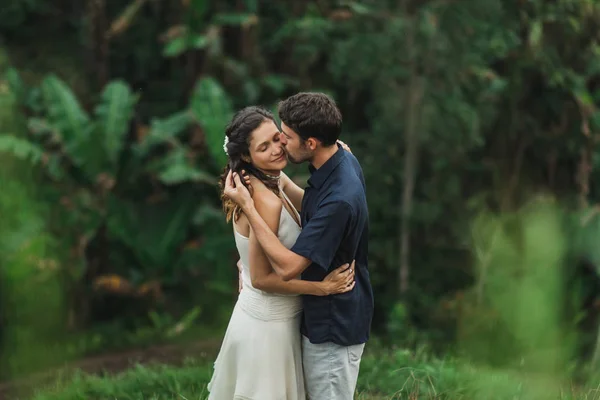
left=87, top=0, right=109, bottom=89
left=576, top=146, right=592, bottom=208
left=399, top=20, right=424, bottom=295
left=591, top=314, right=600, bottom=368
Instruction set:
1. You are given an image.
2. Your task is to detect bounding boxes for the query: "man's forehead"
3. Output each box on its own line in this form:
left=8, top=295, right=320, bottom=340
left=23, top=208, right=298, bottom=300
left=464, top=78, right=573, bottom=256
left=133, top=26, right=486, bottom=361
left=280, top=123, right=293, bottom=137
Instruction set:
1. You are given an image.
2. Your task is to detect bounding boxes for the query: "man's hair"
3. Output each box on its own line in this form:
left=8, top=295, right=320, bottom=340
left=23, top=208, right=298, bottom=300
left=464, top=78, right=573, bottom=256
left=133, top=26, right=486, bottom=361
left=278, top=92, right=342, bottom=146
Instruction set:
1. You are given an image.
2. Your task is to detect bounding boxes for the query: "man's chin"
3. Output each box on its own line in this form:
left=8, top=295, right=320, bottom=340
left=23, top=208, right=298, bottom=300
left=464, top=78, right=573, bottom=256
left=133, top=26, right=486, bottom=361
left=286, top=154, right=306, bottom=164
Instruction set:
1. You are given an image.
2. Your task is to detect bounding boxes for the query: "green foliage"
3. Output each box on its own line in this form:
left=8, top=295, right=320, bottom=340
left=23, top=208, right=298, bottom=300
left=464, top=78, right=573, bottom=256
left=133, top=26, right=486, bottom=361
left=0, top=66, right=68, bottom=380
left=190, top=77, right=234, bottom=167
left=106, top=189, right=197, bottom=280
left=27, top=346, right=600, bottom=400
left=95, top=81, right=138, bottom=168
left=462, top=200, right=571, bottom=369
left=3, top=0, right=600, bottom=379
left=0, top=134, right=44, bottom=164
left=0, top=66, right=237, bottom=338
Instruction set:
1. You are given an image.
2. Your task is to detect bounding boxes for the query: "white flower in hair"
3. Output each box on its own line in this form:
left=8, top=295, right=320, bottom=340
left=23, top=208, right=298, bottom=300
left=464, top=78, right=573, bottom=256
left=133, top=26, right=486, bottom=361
left=223, top=136, right=229, bottom=155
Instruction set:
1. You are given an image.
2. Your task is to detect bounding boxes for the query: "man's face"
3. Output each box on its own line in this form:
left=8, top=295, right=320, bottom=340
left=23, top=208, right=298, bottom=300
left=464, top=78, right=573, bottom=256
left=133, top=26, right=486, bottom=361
left=279, top=122, right=312, bottom=164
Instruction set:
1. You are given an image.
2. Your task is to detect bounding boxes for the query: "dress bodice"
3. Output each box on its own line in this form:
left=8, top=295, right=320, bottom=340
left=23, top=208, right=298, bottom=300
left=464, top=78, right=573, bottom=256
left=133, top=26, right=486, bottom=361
left=234, top=191, right=301, bottom=296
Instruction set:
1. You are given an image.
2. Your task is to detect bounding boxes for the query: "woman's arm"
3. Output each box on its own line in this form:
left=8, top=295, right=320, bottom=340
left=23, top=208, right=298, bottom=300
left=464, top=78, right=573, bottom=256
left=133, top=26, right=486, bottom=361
left=248, top=187, right=353, bottom=296
left=279, top=171, right=304, bottom=212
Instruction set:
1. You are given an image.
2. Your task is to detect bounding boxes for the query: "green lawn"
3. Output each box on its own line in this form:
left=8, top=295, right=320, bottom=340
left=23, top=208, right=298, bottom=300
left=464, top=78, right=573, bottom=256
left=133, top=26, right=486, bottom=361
left=23, top=343, right=600, bottom=400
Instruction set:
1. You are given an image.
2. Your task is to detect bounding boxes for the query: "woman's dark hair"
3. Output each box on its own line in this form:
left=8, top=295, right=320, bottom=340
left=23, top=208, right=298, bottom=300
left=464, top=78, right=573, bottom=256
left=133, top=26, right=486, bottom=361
left=219, top=106, right=280, bottom=222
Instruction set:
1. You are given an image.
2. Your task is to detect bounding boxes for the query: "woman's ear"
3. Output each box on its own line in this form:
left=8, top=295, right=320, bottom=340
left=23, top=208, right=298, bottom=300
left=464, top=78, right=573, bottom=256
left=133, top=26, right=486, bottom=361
left=241, top=154, right=251, bottom=163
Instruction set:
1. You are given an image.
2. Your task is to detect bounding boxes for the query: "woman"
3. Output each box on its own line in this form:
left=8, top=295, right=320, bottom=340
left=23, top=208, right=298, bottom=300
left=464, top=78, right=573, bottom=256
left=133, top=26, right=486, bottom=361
left=208, top=106, right=355, bottom=399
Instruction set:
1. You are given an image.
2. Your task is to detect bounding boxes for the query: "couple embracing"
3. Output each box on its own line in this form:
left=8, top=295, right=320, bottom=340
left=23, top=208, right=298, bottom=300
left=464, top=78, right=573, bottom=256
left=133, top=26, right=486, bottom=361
left=208, top=92, right=374, bottom=399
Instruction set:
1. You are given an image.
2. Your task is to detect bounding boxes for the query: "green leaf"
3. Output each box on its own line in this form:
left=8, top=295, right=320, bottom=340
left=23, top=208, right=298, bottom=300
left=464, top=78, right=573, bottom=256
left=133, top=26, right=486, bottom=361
left=4, top=67, right=26, bottom=103
left=213, top=13, right=256, bottom=26
left=158, top=162, right=215, bottom=185
left=347, top=2, right=372, bottom=15
left=191, top=34, right=209, bottom=50
left=163, top=36, right=189, bottom=57
left=166, top=306, right=202, bottom=337
left=106, top=189, right=197, bottom=271
left=27, top=117, right=53, bottom=136
left=136, top=111, right=193, bottom=156
left=528, top=20, right=543, bottom=48
left=94, top=80, right=138, bottom=169
left=244, top=0, right=258, bottom=13
left=262, top=74, right=297, bottom=95
left=153, top=147, right=215, bottom=185
left=190, top=77, right=233, bottom=166
left=190, top=0, right=209, bottom=19
left=40, top=75, right=90, bottom=165
left=574, top=89, right=594, bottom=107
left=0, top=134, right=44, bottom=164
left=193, top=202, right=223, bottom=225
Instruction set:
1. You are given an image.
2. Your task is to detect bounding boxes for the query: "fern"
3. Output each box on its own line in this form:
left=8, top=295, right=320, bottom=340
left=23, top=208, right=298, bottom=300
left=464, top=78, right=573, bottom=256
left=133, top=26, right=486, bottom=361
left=40, top=75, right=90, bottom=165
left=0, top=134, right=44, bottom=164
left=190, top=77, right=233, bottom=167
left=135, top=111, right=193, bottom=157
left=94, top=80, right=138, bottom=168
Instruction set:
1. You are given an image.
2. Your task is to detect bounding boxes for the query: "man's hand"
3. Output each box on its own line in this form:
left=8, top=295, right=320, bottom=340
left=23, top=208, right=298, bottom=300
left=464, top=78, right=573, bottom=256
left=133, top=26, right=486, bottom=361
left=237, top=259, right=243, bottom=293
left=224, top=170, right=254, bottom=211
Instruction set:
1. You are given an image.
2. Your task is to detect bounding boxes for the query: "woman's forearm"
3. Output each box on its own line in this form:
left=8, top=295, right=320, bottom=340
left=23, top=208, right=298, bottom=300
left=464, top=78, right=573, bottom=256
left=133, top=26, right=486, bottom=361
left=252, top=272, right=328, bottom=296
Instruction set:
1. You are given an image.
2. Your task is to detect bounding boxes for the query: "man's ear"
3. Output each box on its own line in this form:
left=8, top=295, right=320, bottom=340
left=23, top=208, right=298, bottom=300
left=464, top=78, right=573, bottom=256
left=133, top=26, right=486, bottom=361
left=306, top=138, right=318, bottom=151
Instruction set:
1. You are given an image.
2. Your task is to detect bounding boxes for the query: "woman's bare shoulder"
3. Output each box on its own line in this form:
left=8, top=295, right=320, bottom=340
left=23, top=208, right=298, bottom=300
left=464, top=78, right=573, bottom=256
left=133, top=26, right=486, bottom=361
left=250, top=177, right=282, bottom=217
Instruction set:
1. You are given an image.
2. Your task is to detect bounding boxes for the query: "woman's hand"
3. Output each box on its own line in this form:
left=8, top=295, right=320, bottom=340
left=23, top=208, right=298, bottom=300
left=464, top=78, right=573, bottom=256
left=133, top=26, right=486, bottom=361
left=224, top=171, right=254, bottom=211
left=322, top=260, right=355, bottom=295
left=240, top=170, right=253, bottom=195
left=337, top=139, right=352, bottom=154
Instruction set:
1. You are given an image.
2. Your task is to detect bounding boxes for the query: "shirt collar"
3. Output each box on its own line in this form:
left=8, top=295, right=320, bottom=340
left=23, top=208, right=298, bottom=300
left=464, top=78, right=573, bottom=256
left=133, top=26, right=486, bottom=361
left=307, top=143, right=345, bottom=189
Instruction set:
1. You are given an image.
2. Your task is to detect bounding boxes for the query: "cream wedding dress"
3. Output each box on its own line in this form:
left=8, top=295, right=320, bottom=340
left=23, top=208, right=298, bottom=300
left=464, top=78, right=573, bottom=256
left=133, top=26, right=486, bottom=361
left=207, top=192, right=305, bottom=400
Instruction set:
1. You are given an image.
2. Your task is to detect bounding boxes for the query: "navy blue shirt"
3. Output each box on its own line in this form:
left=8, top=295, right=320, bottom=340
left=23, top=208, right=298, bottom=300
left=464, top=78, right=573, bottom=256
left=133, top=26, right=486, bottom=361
left=291, top=144, right=374, bottom=346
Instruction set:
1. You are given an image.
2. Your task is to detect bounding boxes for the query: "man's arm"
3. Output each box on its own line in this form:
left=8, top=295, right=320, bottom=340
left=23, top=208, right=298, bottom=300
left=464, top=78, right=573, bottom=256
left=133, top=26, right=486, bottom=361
left=224, top=171, right=352, bottom=281
left=225, top=171, right=311, bottom=280
left=245, top=202, right=311, bottom=281
left=249, top=192, right=354, bottom=294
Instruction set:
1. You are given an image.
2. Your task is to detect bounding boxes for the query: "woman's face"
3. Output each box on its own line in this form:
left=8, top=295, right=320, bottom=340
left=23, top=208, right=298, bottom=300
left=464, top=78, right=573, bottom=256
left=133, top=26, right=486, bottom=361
left=248, top=119, right=287, bottom=174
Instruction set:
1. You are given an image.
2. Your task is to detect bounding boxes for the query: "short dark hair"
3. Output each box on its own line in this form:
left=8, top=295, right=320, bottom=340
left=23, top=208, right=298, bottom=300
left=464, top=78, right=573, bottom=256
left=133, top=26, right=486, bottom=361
left=278, top=92, right=342, bottom=146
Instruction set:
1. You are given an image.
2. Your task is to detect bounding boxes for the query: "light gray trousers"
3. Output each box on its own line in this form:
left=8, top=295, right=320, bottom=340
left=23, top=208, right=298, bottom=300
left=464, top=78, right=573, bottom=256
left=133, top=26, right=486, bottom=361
left=301, top=335, right=365, bottom=399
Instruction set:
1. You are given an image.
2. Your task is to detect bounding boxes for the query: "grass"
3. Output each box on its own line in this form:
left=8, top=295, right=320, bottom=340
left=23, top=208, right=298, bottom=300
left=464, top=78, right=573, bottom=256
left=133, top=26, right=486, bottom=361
left=21, top=342, right=600, bottom=400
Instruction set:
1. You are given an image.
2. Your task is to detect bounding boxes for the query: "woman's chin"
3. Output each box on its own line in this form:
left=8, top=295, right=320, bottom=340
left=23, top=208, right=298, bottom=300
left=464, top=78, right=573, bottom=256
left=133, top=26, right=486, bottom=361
left=271, top=159, right=287, bottom=170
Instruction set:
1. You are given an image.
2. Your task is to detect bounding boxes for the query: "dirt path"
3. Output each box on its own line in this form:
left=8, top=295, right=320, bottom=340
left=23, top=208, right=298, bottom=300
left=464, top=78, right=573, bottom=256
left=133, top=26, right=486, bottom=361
left=0, top=339, right=221, bottom=399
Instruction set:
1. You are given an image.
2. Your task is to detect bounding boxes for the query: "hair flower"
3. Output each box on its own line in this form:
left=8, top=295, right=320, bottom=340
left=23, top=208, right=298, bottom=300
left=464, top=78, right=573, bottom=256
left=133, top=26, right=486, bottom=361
left=223, top=136, right=229, bottom=155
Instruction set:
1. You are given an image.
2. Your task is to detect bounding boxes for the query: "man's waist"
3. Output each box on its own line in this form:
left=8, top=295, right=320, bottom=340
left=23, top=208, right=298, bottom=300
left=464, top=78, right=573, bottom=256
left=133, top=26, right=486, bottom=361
left=300, top=321, right=370, bottom=346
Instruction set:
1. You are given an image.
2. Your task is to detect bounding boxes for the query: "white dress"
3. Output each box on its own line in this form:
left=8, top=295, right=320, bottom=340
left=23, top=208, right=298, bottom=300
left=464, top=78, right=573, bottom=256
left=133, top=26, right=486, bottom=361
left=207, top=195, right=305, bottom=400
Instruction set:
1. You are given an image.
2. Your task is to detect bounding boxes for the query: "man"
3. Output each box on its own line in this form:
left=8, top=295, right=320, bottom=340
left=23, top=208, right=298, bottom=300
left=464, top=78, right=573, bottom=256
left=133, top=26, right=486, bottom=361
left=224, top=92, right=374, bottom=399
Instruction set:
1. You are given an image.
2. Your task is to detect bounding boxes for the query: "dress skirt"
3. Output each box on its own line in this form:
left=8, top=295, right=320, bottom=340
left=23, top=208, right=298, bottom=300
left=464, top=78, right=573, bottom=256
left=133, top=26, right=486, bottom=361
left=207, top=286, right=305, bottom=400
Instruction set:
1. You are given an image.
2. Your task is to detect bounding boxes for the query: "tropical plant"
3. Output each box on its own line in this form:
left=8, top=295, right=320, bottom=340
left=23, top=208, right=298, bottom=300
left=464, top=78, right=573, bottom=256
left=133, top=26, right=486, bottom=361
left=0, top=69, right=236, bottom=328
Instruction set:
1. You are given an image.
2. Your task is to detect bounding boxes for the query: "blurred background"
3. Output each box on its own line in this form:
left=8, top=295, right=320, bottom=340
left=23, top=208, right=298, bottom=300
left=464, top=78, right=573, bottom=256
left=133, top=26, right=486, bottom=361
left=1, top=0, right=600, bottom=398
